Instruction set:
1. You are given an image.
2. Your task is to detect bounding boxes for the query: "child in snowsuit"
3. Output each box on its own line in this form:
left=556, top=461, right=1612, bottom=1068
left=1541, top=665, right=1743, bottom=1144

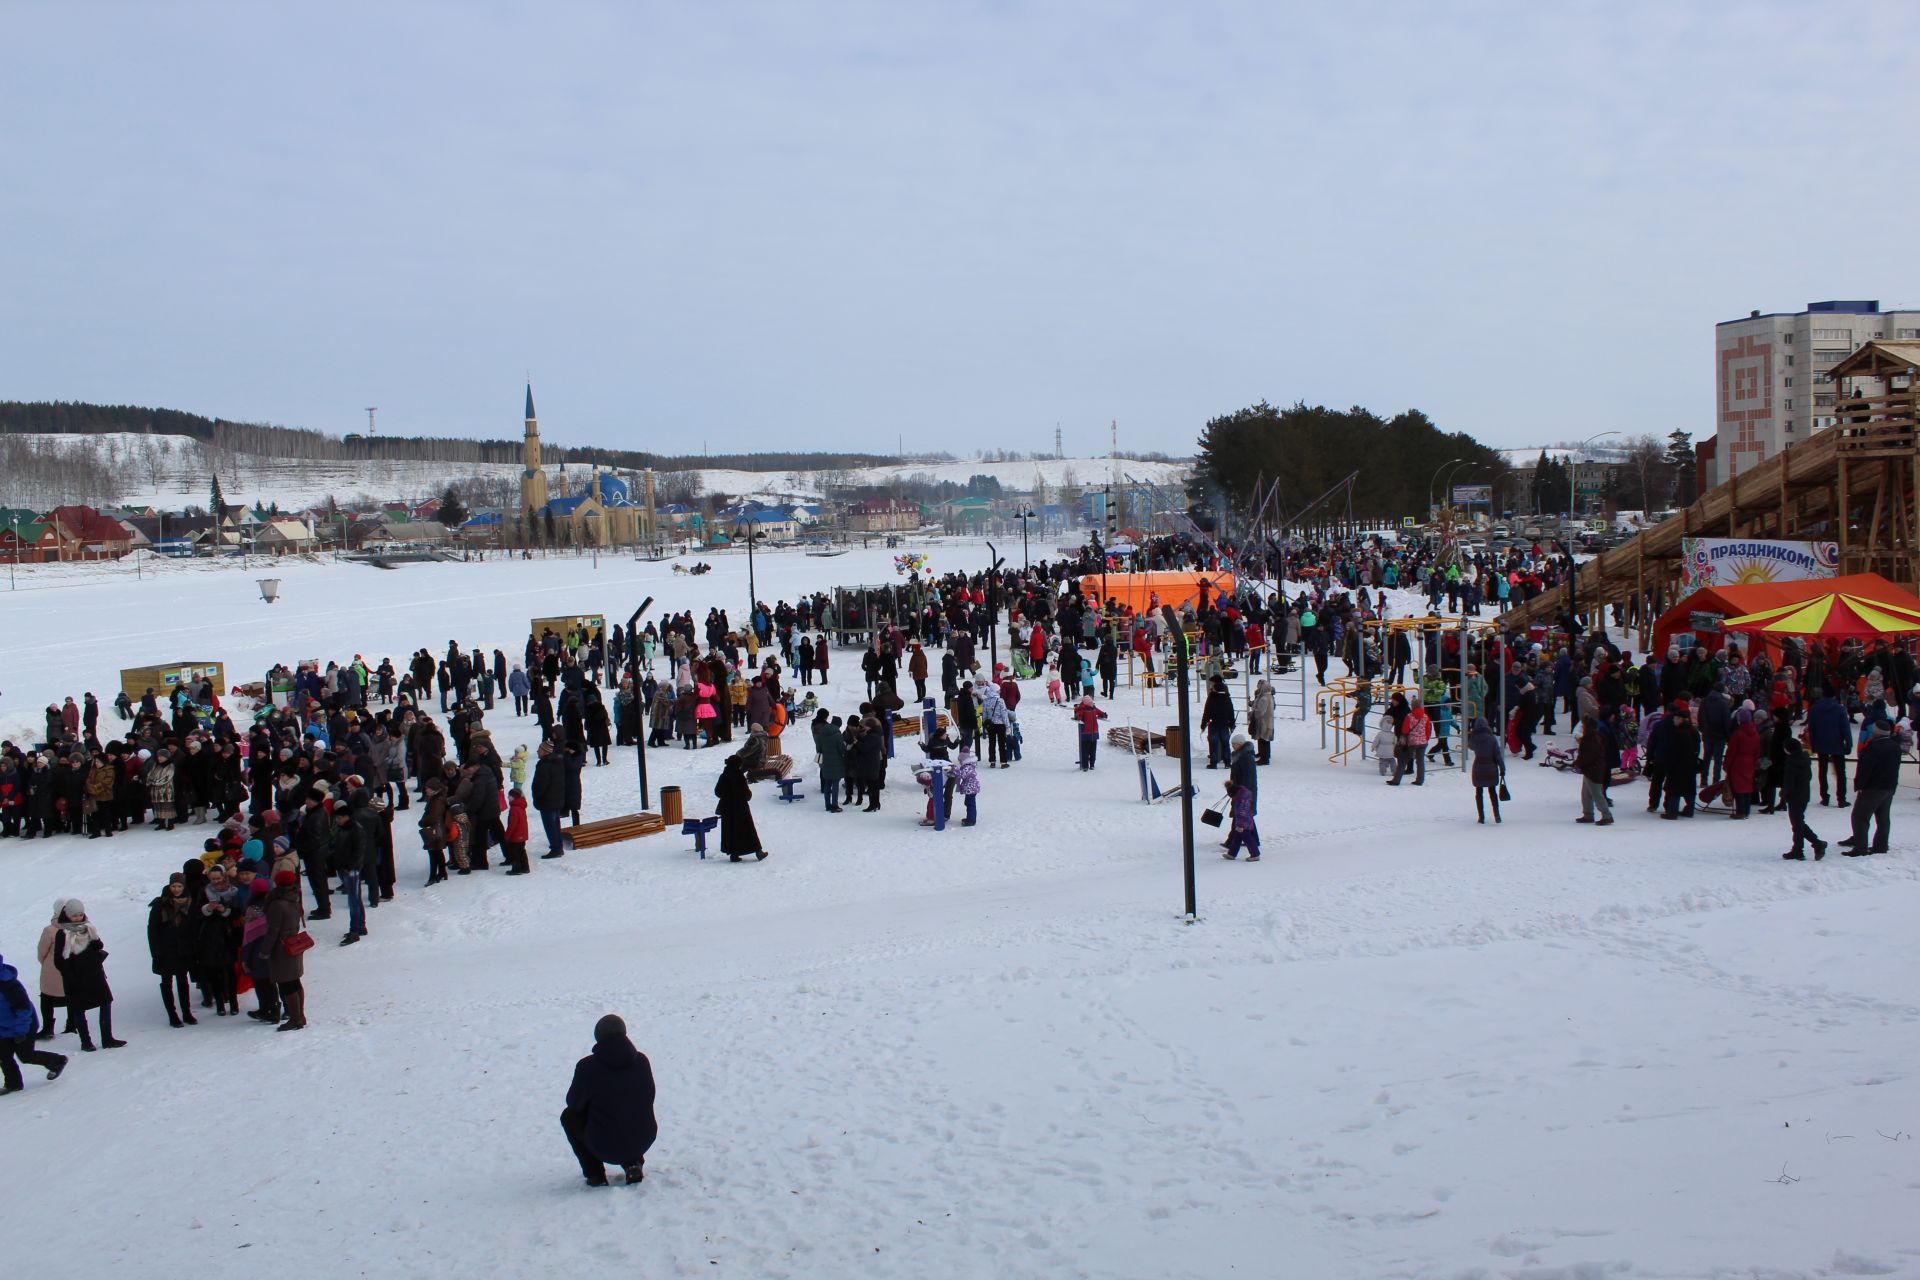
left=1047, top=665, right=1065, bottom=705
left=953, top=747, right=981, bottom=825
left=501, top=788, right=530, bottom=874
left=448, top=803, right=472, bottom=873
left=1221, top=780, right=1260, bottom=861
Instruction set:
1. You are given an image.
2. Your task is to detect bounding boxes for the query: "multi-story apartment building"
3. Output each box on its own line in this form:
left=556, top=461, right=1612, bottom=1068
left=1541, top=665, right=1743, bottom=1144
left=1711, top=299, right=1920, bottom=485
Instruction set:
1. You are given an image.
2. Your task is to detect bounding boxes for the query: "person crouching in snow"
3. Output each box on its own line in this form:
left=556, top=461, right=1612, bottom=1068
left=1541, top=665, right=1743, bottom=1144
left=1071, top=695, right=1108, bottom=771
left=561, top=1014, right=657, bottom=1187
left=1220, top=778, right=1260, bottom=861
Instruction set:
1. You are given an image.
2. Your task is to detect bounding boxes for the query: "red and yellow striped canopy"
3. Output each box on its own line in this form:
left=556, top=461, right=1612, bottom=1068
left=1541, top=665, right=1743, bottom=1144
left=1722, top=591, right=1920, bottom=638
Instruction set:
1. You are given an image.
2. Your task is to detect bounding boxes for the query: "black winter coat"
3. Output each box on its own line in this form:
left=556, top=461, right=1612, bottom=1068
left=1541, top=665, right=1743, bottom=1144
left=531, top=755, right=566, bottom=813
left=1781, top=744, right=1812, bottom=808
left=147, top=895, right=195, bottom=975
left=714, top=765, right=762, bottom=854
left=54, top=933, right=113, bottom=1010
left=566, top=1036, right=658, bottom=1163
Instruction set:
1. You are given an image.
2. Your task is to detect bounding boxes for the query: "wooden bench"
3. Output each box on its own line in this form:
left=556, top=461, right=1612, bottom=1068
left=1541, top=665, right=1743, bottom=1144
left=745, top=754, right=795, bottom=783
left=681, top=815, right=720, bottom=858
left=895, top=711, right=950, bottom=737
left=565, top=812, right=666, bottom=850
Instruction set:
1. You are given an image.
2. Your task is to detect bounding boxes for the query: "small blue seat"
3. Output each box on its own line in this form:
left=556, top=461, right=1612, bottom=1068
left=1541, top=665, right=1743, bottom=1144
left=775, top=776, right=804, bottom=803
left=681, top=815, right=719, bottom=859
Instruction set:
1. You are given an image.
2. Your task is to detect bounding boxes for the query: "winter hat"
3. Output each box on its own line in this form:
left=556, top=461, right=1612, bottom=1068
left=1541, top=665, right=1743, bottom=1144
left=249, top=878, right=272, bottom=897
left=273, top=869, right=298, bottom=887
left=61, top=898, right=85, bottom=920
left=594, top=1013, right=627, bottom=1044
left=1735, top=708, right=1753, bottom=725
left=1231, top=732, right=1250, bottom=749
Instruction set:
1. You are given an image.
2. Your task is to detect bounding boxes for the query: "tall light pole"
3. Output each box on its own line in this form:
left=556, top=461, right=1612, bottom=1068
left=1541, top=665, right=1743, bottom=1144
left=744, top=516, right=758, bottom=622
left=1568, top=431, right=1620, bottom=518
left=1015, top=507, right=1036, bottom=570
left=1439, top=459, right=1479, bottom=516
left=1427, top=457, right=1466, bottom=517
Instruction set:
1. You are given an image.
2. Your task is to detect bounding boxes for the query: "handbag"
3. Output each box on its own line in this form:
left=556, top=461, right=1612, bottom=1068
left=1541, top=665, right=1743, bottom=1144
left=282, top=930, right=315, bottom=958
left=1497, top=782, right=1511, bottom=801
left=1200, top=796, right=1227, bottom=827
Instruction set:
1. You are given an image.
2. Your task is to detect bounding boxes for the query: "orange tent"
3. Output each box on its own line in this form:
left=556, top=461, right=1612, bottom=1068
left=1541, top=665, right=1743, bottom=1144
left=1079, top=571, right=1237, bottom=615
left=1649, top=573, right=1920, bottom=659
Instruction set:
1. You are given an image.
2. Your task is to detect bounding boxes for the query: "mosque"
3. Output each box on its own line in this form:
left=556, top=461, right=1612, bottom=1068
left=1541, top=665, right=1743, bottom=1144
left=519, top=384, right=656, bottom=545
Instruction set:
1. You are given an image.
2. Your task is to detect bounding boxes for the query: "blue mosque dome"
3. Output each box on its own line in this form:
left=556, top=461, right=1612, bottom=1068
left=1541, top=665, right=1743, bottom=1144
left=594, top=472, right=631, bottom=504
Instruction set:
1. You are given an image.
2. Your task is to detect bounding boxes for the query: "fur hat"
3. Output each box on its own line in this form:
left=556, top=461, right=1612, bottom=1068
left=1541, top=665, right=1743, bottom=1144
left=273, top=869, right=298, bottom=887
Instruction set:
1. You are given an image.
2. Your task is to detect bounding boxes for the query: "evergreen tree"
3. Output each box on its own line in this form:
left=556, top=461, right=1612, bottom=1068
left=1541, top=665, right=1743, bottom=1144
left=1665, top=430, right=1696, bottom=505
left=543, top=508, right=556, bottom=545
left=438, top=483, right=469, bottom=530
left=210, top=471, right=226, bottom=519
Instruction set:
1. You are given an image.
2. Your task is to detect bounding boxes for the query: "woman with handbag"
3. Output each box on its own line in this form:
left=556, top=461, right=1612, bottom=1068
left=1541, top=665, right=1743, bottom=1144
left=1468, top=717, right=1506, bottom=825
left=261, top=869, right=309, bottom=1030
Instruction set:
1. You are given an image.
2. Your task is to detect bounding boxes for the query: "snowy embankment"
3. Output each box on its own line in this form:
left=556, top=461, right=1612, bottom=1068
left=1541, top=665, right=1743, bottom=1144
left=6, top=431, right=1185, bottom=510
left=3, top=550, right=1917, bottom=1280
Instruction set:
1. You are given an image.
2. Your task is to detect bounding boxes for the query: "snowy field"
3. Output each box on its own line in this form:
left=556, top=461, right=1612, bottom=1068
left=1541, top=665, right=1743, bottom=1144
left=3, top=550, right=1918, bottom=1280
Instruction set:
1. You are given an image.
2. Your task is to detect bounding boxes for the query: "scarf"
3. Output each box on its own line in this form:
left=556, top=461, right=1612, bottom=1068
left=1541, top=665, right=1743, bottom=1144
left=59, top=918, right=100, bottom=960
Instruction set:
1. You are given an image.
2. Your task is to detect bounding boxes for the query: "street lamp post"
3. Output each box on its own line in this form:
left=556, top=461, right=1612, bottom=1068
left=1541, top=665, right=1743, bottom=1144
left=744, top=518, right=757, bottom=620
left=1428, top=457, right=1466, bottom=517
left=1016, top=507, right=1036, bottom=570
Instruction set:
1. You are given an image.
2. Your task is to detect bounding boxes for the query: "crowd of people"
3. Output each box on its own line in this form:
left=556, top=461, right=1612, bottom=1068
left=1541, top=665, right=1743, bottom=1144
left=7, top=529, right=1907, bottom=1101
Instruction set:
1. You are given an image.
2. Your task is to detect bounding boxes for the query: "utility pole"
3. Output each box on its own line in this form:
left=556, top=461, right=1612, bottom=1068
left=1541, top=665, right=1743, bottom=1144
left=364, top=407, right=377, bottom=437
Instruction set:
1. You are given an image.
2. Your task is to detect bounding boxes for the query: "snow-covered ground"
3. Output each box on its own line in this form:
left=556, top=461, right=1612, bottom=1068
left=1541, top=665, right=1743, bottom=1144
left=3, top=430, right=1185, bottom=510
left=3, top=551, right=1918, bottom=1280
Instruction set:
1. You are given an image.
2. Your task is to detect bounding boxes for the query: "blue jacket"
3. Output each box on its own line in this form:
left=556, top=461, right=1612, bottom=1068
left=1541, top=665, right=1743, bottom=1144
left=0, top=958, right=38, bottom=1039
left=1807, top=696, right=1852, bottom=756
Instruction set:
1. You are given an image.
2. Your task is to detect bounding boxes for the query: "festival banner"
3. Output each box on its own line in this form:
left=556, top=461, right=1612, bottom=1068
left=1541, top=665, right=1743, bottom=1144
left=1680, top=538, right=1839, bottom=590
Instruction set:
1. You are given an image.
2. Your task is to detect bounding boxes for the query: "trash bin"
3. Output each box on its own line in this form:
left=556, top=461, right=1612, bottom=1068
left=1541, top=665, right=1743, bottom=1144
left=660, top=785, right=682, bottom=825
left=257, top=578, right=281, bottom=603
left=1163, top=725, right=1183, bottom=758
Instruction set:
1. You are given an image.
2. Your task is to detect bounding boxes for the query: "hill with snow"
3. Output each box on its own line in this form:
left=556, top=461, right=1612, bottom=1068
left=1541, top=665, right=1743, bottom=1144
left=0, top=431, right=1187, bottom=511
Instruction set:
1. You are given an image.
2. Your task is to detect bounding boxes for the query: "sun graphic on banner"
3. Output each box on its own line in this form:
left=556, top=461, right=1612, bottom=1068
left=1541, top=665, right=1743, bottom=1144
left=1727, top=560, right=1783, bottom=585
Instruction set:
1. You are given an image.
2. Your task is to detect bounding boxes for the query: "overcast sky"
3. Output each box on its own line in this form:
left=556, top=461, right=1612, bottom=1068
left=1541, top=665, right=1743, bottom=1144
left=4, top=1, right=1915, bottom=458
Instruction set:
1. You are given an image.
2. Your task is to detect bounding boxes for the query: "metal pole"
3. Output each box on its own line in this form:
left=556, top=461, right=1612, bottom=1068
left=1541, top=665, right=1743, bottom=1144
left=985, top=541, right=1001, bottom=676
left=1161, top=606, right=1198, bottom=921
left=627, top=597, right=654, bottom=809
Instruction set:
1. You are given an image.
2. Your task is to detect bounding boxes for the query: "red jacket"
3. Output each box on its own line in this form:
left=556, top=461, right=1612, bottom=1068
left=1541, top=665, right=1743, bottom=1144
left=505, top=793, right=530, bottom=842
left=1724, top=722, right=1760, bottom=793
left=1071, top=702, right=1108, bottom=734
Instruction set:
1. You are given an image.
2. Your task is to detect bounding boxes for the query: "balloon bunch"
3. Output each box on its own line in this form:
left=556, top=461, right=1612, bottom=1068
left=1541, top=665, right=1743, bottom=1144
left=894, top=552, right=929, bottom=576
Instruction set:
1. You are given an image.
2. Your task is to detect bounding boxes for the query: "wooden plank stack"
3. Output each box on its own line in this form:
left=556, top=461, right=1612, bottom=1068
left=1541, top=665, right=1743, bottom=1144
left=565, top=812, right=667, bottom=849
left=1106, top=726, right=1165, bottom=752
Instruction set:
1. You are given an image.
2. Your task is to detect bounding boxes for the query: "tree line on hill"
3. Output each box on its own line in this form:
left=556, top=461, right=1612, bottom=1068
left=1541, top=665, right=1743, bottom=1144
left=0, top=401, right=909, bottom=475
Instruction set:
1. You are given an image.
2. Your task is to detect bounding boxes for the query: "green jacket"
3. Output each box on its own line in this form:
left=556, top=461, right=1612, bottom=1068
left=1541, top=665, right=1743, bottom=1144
left=812, top=720, right=846, bottom=783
